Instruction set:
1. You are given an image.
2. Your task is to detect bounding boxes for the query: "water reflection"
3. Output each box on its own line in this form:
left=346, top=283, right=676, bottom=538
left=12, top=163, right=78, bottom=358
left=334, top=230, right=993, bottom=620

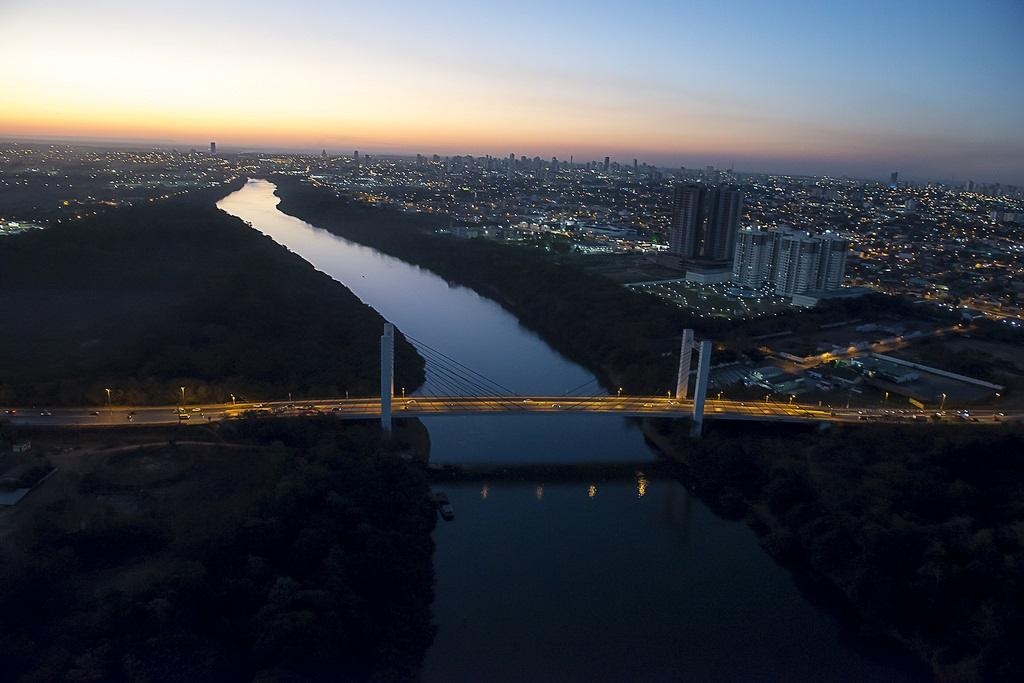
left=636, top=471, right=649, bottom=498
left=426, top=479, right=926, bottom=682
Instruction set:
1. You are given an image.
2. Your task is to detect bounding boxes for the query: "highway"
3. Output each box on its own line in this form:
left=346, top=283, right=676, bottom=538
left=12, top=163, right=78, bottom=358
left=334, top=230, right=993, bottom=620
left=3, top=396, right=1017, bottom=429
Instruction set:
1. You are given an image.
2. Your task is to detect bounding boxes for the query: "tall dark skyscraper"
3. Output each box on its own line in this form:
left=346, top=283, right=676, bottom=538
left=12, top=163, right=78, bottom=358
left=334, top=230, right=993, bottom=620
left=669, top=184, right=743, bottom=264
left=890, top=171, right=899, bottom=185
left=603, top=156, right=610, bottom=172
left=209, top=141, right=216, bottom=155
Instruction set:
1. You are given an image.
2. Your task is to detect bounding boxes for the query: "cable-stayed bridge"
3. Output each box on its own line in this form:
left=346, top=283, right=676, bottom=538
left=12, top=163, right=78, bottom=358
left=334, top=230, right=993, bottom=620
left=6, top=325, right=1016, bottom=432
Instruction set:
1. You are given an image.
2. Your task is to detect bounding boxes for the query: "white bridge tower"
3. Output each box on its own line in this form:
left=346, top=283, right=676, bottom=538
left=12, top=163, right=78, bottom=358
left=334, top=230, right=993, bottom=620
left=677, top=329, right=713, bottom=437
left=380, top=323, right=394, bottom=434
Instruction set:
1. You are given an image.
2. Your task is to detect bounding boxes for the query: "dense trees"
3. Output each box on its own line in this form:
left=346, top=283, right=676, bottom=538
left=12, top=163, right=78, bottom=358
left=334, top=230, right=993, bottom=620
left=0, top=419, right=437, bottom=681
left=653, top=420, right=1024, bottom=682
left=0, top=183, right=423, bottom=405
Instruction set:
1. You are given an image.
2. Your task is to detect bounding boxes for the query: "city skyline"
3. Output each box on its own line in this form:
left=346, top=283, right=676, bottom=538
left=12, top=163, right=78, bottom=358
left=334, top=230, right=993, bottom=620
left=2, top=0, right=1023, bottom=184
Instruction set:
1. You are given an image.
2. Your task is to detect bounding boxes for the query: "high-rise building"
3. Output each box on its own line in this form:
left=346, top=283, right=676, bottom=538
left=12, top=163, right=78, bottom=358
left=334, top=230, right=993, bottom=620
left=732, top=226, right=849, bottom=295
left=890, top=171, right=899, bottom=185
left=669, top=184, right=743, bottom=265
left=603, top=156, right=610, bottom=172
left=732, top=227, right=773, bottom=288
left=209, top=141, right=216, bottom=155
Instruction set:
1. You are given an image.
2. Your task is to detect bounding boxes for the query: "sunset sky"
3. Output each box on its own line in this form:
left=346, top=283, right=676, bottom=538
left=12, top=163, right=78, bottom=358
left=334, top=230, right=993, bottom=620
left=3, top=0, right=1022, bottom=183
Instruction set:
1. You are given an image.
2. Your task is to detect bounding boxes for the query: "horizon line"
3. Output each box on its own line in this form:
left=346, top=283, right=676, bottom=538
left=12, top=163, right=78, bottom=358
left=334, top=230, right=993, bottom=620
left=1, top=133, right=1017, bottom=188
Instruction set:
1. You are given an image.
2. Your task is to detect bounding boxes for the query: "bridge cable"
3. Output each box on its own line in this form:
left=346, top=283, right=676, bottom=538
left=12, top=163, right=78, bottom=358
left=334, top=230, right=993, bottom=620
left=404, top=334, right=520, bottom=397
left=410, top=343, right=526, bottom=411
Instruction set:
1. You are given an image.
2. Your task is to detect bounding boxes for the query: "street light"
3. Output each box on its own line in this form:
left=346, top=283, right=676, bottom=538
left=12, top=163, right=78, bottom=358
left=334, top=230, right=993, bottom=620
left=789, top=394, right=795, bottom=405
left=940, top=392, right=947, bottom=411
left=617, top=387, right=623, bottom=397
left=180, top=386, right=186, bottom=405
left=105, top=388, right=112, bottom=415
left=717, top=391, right=723, bottom=401
left=230, top=393, right=236, bottom=405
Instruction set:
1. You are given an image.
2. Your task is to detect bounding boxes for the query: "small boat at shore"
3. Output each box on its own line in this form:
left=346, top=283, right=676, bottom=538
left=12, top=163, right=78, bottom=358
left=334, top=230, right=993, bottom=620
left=432, top=492, right=454, bottom=521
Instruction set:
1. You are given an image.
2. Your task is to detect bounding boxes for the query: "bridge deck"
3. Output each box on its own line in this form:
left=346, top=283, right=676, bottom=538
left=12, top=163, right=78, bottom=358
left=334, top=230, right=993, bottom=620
left=4, top=396, right=1013, bottom=428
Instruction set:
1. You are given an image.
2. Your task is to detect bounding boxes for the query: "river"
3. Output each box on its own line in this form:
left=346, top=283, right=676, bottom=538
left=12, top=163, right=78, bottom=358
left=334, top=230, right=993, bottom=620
left=218, top=179, right=924, bottom=681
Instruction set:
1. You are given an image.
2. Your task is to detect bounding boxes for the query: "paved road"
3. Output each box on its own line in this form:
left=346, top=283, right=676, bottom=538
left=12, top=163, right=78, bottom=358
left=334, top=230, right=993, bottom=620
left=3, top=397, right=1017, bottom=428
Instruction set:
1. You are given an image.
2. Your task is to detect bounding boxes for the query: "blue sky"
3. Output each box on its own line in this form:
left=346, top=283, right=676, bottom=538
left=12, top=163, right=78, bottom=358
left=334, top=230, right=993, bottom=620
left=2, top=0, right=1022, bottom=182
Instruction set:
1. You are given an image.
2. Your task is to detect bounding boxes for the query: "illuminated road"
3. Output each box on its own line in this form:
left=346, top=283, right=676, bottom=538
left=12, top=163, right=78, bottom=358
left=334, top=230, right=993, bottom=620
left=3, top=396, right=1017, bottom=428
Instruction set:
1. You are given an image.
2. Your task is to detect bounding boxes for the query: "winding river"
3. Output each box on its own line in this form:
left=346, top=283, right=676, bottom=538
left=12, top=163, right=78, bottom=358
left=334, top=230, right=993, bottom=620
left=218, top=179, right=924, bottom=682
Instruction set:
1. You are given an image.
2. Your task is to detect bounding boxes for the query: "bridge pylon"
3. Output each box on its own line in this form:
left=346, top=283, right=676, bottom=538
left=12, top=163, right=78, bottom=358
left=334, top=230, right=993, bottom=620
left=380, top=323, right=394, bottom=433
left=691, top=340, right=712, bottom=437
left=675, top=329, right=695, bottom=400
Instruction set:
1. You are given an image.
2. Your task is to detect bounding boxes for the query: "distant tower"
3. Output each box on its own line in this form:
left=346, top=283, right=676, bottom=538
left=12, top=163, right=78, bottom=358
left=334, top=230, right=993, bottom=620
left=209, top=141, right=216, bottom=156
left=354, top=150, right=360, bottom=168
left=322, top=149, right=327, bottom=159
left=890, top=171, right=899, bottom=186
left=603, top=156, right=610, bottom=172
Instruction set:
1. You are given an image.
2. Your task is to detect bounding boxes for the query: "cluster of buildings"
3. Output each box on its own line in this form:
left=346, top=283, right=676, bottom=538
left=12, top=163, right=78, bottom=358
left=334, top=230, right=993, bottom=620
left=0, top=143, right=235, bottom=223
left=5, top=142, right=1021, bottom=322
left=666, top=183, right=854, bottom=304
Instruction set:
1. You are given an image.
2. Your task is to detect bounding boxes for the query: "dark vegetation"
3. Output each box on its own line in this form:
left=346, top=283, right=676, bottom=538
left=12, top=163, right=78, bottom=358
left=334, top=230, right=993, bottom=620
left=648, top=420, right=1024, bottom=682
left=0, top=418, right=437, bottom=681
left=0, top=181, right=423, bottom=405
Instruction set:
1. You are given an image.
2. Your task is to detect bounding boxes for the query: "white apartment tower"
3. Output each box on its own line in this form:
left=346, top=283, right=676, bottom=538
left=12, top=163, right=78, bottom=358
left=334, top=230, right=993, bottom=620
left=732, top=225, right=850, bottom=295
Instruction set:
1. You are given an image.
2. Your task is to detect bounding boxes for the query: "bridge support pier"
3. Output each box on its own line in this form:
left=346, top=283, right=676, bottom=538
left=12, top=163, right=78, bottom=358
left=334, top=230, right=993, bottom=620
left=690, top=340, right=712, bottom=437
left=380, top=323, right=394, bottom=434
left=675, top=329, right=694, bottom=400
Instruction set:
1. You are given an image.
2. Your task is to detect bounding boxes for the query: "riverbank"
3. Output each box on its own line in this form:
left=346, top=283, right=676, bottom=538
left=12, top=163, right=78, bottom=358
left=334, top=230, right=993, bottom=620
left=269, top=176, right=1024, bottom=682
left=645, top=418, right=1024, bottom=682
left=0, top=181, right=424, bottom=405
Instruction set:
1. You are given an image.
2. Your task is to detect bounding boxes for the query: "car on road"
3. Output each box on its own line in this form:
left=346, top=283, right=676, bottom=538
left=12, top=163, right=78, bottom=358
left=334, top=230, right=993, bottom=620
left=39, top=411, right=52, bottom=416
left=90, top=411, right=100, bottom=416
left=191, top=407, right=201, bottom=412
left=179, top=413, right=191, bottom=420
